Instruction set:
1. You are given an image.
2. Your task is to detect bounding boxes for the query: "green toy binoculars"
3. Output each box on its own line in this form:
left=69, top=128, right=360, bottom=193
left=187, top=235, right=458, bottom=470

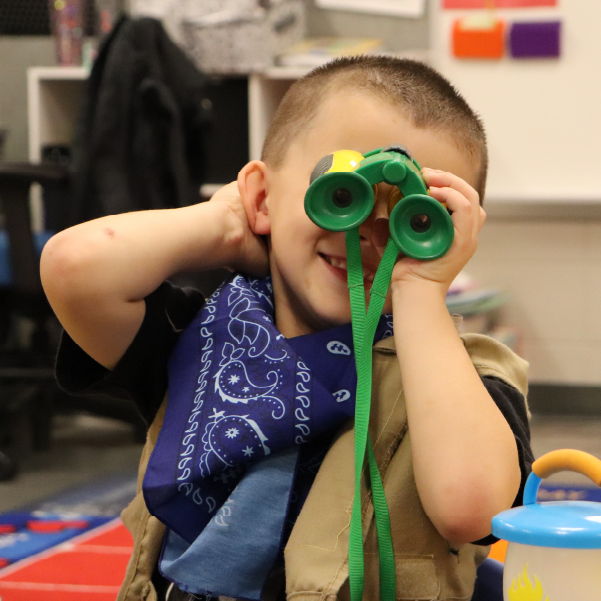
left=304, top=146, right=454, bottom=260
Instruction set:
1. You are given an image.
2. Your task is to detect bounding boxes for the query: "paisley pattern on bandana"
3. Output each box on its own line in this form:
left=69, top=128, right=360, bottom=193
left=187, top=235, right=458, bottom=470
left=143, top=274, right=393, bottom=544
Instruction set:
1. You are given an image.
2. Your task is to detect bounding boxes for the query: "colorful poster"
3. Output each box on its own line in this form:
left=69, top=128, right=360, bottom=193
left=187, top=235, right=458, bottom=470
left=443, top=0, right=556, bottom=7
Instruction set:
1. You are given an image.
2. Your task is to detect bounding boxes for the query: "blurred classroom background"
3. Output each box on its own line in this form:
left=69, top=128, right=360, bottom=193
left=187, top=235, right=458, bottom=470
left=0, top=0, right=599, bottom=565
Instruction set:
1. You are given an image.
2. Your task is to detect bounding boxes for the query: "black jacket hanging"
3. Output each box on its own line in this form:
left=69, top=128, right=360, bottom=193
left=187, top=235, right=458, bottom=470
left=67, top=16, right=212, bottom=226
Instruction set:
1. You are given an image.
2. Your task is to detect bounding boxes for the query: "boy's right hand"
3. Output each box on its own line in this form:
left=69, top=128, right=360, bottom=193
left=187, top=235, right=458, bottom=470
left=208, top=182, right=269, bottom=277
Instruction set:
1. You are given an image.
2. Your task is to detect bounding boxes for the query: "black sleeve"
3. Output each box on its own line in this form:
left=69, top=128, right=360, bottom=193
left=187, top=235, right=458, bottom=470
left=55, top=281, right=205, bottom=424
left=470, top=375, right=534, bottom=546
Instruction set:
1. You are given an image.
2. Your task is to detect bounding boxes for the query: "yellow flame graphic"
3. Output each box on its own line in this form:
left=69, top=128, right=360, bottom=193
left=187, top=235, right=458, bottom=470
left=509, top=565, right=550, bottom=601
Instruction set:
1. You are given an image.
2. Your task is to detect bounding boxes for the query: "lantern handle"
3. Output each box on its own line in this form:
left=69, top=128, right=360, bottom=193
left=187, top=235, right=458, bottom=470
left=523, top=449, right=601, bottom=505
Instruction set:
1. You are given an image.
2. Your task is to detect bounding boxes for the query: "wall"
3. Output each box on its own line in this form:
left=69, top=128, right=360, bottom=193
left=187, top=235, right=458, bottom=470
left=430, top=3, right=601, bottom=203
left=467, top=216, right=601, bottom=386
left=427, top=0, right=601, bottom=388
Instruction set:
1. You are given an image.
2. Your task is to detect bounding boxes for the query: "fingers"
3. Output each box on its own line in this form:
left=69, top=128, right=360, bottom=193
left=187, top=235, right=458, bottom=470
left=479, top=205, right=487, bottom=229
left=422, top=168, right=485, bottom=239
left=428, top=185, right=484, bottom=239
left=209, top=181, right=239, bottom=202
left=422, top=168, right=480, bottom=207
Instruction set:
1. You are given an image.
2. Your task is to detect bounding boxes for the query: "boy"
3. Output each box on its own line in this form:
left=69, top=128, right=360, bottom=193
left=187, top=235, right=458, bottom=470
left=41, top=57, right=532, bottom=601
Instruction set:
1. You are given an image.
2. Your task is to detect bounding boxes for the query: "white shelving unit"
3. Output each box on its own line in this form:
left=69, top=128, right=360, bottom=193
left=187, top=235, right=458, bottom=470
left=27, top=67, right=89, bottom=229
left=248, top=67, right=309, bottom=160
left=27, top=65, right=308, bottom=213
left=26, top=66, right=306, bottom=208
left=28, top=66, right=90, bottom=163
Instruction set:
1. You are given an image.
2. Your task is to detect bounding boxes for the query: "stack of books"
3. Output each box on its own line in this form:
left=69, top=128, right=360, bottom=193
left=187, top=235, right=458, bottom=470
left=446, top=273, right=518, bottom=349
left=276, top=37, right=384, bottom=67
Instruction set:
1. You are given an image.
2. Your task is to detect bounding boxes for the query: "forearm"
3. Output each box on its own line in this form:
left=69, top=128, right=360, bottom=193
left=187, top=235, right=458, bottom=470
left=42, top=202, right=239, bottom=301
left=41, top=201, right=242, bottom=368
left=391, top=279, right=520, bottom=543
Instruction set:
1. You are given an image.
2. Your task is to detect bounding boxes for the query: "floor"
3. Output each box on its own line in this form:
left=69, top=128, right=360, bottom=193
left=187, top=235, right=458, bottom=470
left=0, top=411, right=600, bottom=515
left=0, top=412, right=142, bottom=514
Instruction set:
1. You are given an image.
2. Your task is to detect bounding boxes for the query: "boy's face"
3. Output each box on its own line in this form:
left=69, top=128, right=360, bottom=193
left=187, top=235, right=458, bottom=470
left=263, top=90, right=480, bottom=338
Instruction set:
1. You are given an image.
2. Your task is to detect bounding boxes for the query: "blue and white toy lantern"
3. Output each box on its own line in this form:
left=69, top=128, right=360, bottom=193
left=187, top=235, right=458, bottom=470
left=492, top=449, right=601, bottom=601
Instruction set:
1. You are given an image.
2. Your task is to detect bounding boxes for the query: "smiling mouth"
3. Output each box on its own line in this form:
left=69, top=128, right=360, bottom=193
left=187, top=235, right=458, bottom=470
left=319, top=253, right=375, bottom=282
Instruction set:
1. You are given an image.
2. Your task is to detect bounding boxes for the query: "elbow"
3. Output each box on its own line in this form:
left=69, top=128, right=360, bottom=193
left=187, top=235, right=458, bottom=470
left=428, top=478, right=519, bottom=546
left=431, top=495, right=492, bottom=544
left=435, top=514, right=493, bottom=546
left=40, top=229, right=99, bottom=304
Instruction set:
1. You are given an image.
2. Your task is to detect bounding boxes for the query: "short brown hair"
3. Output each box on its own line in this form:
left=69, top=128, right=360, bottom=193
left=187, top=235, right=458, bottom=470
left=261, top=56, right=488, bottom=200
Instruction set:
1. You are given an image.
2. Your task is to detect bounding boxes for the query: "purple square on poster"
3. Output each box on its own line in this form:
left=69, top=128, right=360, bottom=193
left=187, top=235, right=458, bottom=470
left=510, top=21, right=561, bottom=58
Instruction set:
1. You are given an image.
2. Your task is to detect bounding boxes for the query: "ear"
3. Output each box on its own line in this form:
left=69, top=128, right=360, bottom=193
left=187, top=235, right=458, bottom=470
left=237, top=160, right=271, bottom=235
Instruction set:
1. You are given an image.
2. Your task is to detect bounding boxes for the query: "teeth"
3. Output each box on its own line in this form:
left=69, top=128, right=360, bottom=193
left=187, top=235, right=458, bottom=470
left=324, top=254, right=374, bottom=282
left=328, top=256, right=347, bottom=270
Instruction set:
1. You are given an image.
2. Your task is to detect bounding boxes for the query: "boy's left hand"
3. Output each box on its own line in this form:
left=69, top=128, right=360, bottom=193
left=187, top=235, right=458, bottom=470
left=389, top=168, right=486, bottom=293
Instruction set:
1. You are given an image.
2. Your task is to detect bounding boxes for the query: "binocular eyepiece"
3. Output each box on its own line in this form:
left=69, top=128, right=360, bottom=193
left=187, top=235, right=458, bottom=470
left=304, top=146, right=454, bottom=260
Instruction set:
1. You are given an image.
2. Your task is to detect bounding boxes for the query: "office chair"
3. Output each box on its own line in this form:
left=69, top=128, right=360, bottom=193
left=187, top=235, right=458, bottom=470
left=0, top=162, right=67, bottom=480
left=0, top=161, right=155, bottom=480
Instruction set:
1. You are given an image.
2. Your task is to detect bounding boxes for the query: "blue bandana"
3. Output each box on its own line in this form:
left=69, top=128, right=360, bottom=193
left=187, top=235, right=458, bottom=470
left=142, top=275, right=393, bottom=599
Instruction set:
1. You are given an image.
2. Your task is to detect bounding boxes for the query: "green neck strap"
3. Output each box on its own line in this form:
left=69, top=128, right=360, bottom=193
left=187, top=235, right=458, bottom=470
left=346, top=228, right=399, bottom=601
left=303, top=145, right=455, bottom=600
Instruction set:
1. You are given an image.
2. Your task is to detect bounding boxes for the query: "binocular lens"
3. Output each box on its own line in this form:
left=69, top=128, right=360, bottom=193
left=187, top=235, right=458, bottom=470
left=332, top=188, right=353, bottom=208
left=304, top=171, right=374, bottom=231
left=389, top=194, right=454, bottom=260
left=410, top=214, right=431, bottom=233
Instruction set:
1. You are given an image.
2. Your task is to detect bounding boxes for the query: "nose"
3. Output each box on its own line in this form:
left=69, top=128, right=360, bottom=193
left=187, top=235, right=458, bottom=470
left=359, top=184, right=399, bottom=254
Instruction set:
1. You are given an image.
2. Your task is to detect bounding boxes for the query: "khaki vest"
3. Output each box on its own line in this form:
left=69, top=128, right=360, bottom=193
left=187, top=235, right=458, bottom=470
left=118, top=333, right=528, bottom=601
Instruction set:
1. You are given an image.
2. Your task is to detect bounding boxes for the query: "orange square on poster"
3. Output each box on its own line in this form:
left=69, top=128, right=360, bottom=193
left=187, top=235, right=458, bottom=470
left=452, top=18, right=505, bottom=59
